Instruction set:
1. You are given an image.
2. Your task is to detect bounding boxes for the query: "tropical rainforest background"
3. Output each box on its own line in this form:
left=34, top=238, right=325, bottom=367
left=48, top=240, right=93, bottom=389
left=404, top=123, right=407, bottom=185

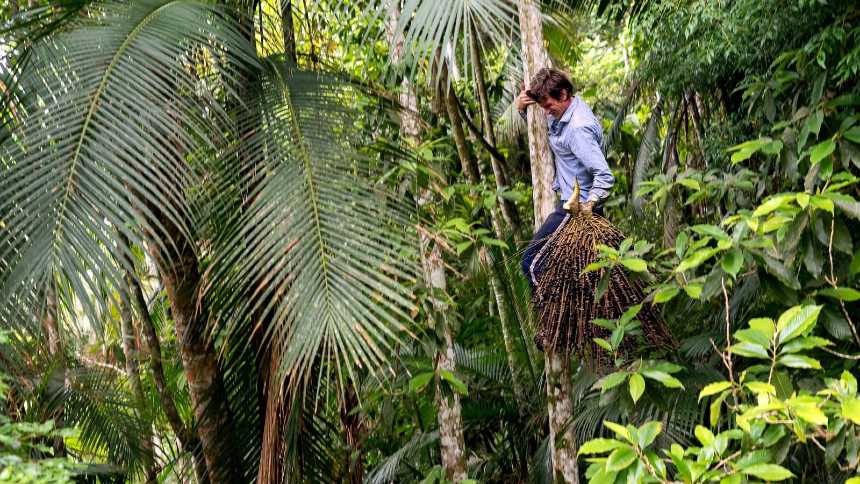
left=1, top=0, right=859, bottom=482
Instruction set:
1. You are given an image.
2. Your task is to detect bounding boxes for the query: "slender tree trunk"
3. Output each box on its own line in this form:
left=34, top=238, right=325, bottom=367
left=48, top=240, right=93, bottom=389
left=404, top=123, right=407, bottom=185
left=118, top=290, right=157, bottom=483
left=339, top=383, right=366, bottom=484
left=517, top=0, right=556, bottom=231
left=469, top=21, right=520, bottom=233
left=518, top=2, right=579, bottom=481
left=387, top=5, right=467, bottom=478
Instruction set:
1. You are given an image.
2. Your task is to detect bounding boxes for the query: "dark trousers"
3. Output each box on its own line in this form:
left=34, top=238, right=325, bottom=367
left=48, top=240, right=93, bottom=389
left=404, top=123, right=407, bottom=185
left=521, top=203, right=603, bottom=292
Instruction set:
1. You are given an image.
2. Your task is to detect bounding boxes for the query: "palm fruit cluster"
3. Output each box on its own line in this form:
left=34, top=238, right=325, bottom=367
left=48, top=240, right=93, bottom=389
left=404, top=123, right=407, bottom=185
left=531, top=210, right=676, bottom=362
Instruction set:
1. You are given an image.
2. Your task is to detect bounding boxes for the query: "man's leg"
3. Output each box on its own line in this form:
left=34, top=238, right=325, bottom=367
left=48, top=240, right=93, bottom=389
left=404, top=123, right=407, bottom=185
left=521, top=207, right=568, bottom=292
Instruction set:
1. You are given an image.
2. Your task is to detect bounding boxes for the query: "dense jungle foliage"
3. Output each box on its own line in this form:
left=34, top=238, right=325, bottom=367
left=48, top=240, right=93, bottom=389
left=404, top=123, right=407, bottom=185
left=0, top=0, right=859, bottom=482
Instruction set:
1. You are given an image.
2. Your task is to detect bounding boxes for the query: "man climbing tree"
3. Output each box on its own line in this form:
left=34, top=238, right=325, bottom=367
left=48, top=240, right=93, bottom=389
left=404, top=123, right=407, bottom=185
left=518, top=68, right=615, bottom=293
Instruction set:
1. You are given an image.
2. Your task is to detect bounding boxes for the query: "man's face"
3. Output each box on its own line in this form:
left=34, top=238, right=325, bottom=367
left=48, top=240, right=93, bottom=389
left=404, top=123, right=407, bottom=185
left=537, top=92, right=571, bottom=118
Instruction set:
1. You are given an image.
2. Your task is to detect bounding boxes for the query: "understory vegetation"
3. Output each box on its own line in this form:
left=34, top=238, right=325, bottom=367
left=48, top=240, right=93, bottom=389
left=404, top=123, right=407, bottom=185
left=1, top=0, right=859, bottom=482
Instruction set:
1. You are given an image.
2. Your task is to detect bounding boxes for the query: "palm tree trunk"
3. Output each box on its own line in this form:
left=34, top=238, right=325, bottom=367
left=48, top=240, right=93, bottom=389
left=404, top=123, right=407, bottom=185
left=662, top=98, right=684, bottom=248
left=147, top=220, right=239, bottom=484
left=119, top=235, right=209, bottom=483
left=517, top=0, right=556, bottom=231
left=118, top=290, right=157, bottom=482
left=632, top=95, right=663, bottom=216
left=518, top=2, right=579, bottom=481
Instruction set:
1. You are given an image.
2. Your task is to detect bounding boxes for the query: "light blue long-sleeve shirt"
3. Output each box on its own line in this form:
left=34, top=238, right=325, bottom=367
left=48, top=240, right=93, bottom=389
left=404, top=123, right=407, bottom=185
left=545, top=97, right=614, bottom=203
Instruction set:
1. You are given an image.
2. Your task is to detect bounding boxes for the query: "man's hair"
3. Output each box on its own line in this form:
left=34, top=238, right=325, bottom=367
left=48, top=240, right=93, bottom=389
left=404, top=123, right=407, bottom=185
left=527, top=68, right=574, bottom=101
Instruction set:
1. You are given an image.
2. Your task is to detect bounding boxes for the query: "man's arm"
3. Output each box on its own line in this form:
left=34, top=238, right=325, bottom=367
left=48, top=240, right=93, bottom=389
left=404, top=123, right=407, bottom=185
left=570, top=124, right=614, bottom=209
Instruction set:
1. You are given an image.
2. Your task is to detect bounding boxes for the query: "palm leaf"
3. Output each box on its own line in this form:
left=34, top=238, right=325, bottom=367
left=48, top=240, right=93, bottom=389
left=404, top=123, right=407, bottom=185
left=205, top=60, right=419, bottom=394
left=0, top=0, right=254, bottom=339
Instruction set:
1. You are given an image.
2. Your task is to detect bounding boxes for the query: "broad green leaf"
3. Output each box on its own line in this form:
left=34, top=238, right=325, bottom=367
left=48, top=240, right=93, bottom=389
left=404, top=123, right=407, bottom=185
left=408, top=372, right=434, bottom=393
left=605, top=446, right=637, bottom=472
left=681, top=284, right=702, bottom=300
left=780, top=336, right=832, bottom=354
left=597, top=372, right=629, bottom=391
left=691, top=224, right=729, bottom=240
left=818, top=287, right=860, bottom=302
left=699, top=381, right=732, bottom=401
left=841, top=398, right=860, bottom=425
left=745, top=381, right=776, bottom=395
left=809, top=195, right=835, bottom=214
left=778, top=354, right=821, bottom=369
left=579, top=438, right=624, bottom=455
left=637, top=421, right=662, bottom=449
left=776, top=305, right=822, bottom=344
left=742, top=464, right=794, bottom=480
left=603, top=421, right=632, bottom=442
left=620, top=258, right=648, bottom=272
left=629, top=373, right=646, bottom=404
left=694, top=425, right=715, bottom=446
left=653, top=287, right=680, bottom=304
left=675, top=248, right=720, bottom=273
left=641, top=370, right=684, bottom=389
left=440, top=370, right=468, bottom=396
left=810, top=138, right=836, bottom=164
left=721, top=249, right=743, bottom=277
left=729, top=342, right=770, bottom=359
left=845, top=126, right=860, bottom=144
left=752, top=194, right=795, bottom=218
left=846, top=478, right=860, bottom=484
left=749, top=317, right=776, bottom=340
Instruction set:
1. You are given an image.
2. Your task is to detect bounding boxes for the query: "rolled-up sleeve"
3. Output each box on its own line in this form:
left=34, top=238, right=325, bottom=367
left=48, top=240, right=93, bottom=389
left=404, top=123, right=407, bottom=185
left=570, top=125, right=614, bottom=202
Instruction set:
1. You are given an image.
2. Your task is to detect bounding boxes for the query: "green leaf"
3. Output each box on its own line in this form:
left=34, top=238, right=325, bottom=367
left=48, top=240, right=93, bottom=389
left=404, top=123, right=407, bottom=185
left=675, top=248, right=720, bottom=273
left=841, top=398, right=860, bottom=425
left=777, top=354, right=821, bottom=369
left=641, top=370, right=684, bottom=389
left=699, top=381, right=732, bottom=401
left=729, top=342, right=770, bottom=359
left=684, top=284, right=703, bottom=299
left=742, top=464, right=794, bottom=480
left=810, top=138, right=836, bottom=164
left=408, top=372, right=435, bottom=393
left=845, top=478, right=860, bottom=484
left=629, top=373, right=646, bottom=404
left=597, top=371, right=629, bottom=391
left=579, top=438, right=624, bottom=455
left=776, top=305, right=822, bottom=344
left=745, top=381, right=776, bottom=395
left=721, top=249, right=743, bottom=277
left=694, top=425, right=715, bottom=446
left=594, top=338, right=613, bottom=352
left=845, top=126, right=860, bottom=144
left=818, top=287, right=860, bottom=302
left=605, top=446, right=637, bottom=472
left=637, top=422, right=662, bottom=449
left=603, top=421, right=632, bottom=442
left=653, top=287, right=680, bottom=304
left=620, top=257, right=648, bottom=272
left=780, top=336, right=832, bottom=354
left=710, top=392, right=728, bottom=427
left=439, top=370, right=468, bottom=396
left=752, top=194, right=795, bottom=218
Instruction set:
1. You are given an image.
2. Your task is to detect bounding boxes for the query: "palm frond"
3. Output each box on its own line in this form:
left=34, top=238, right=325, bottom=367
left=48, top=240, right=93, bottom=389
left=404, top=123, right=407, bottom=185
left=0, top=0, right=255, bottom=339
left=205, top=60, right=419, bottom=395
